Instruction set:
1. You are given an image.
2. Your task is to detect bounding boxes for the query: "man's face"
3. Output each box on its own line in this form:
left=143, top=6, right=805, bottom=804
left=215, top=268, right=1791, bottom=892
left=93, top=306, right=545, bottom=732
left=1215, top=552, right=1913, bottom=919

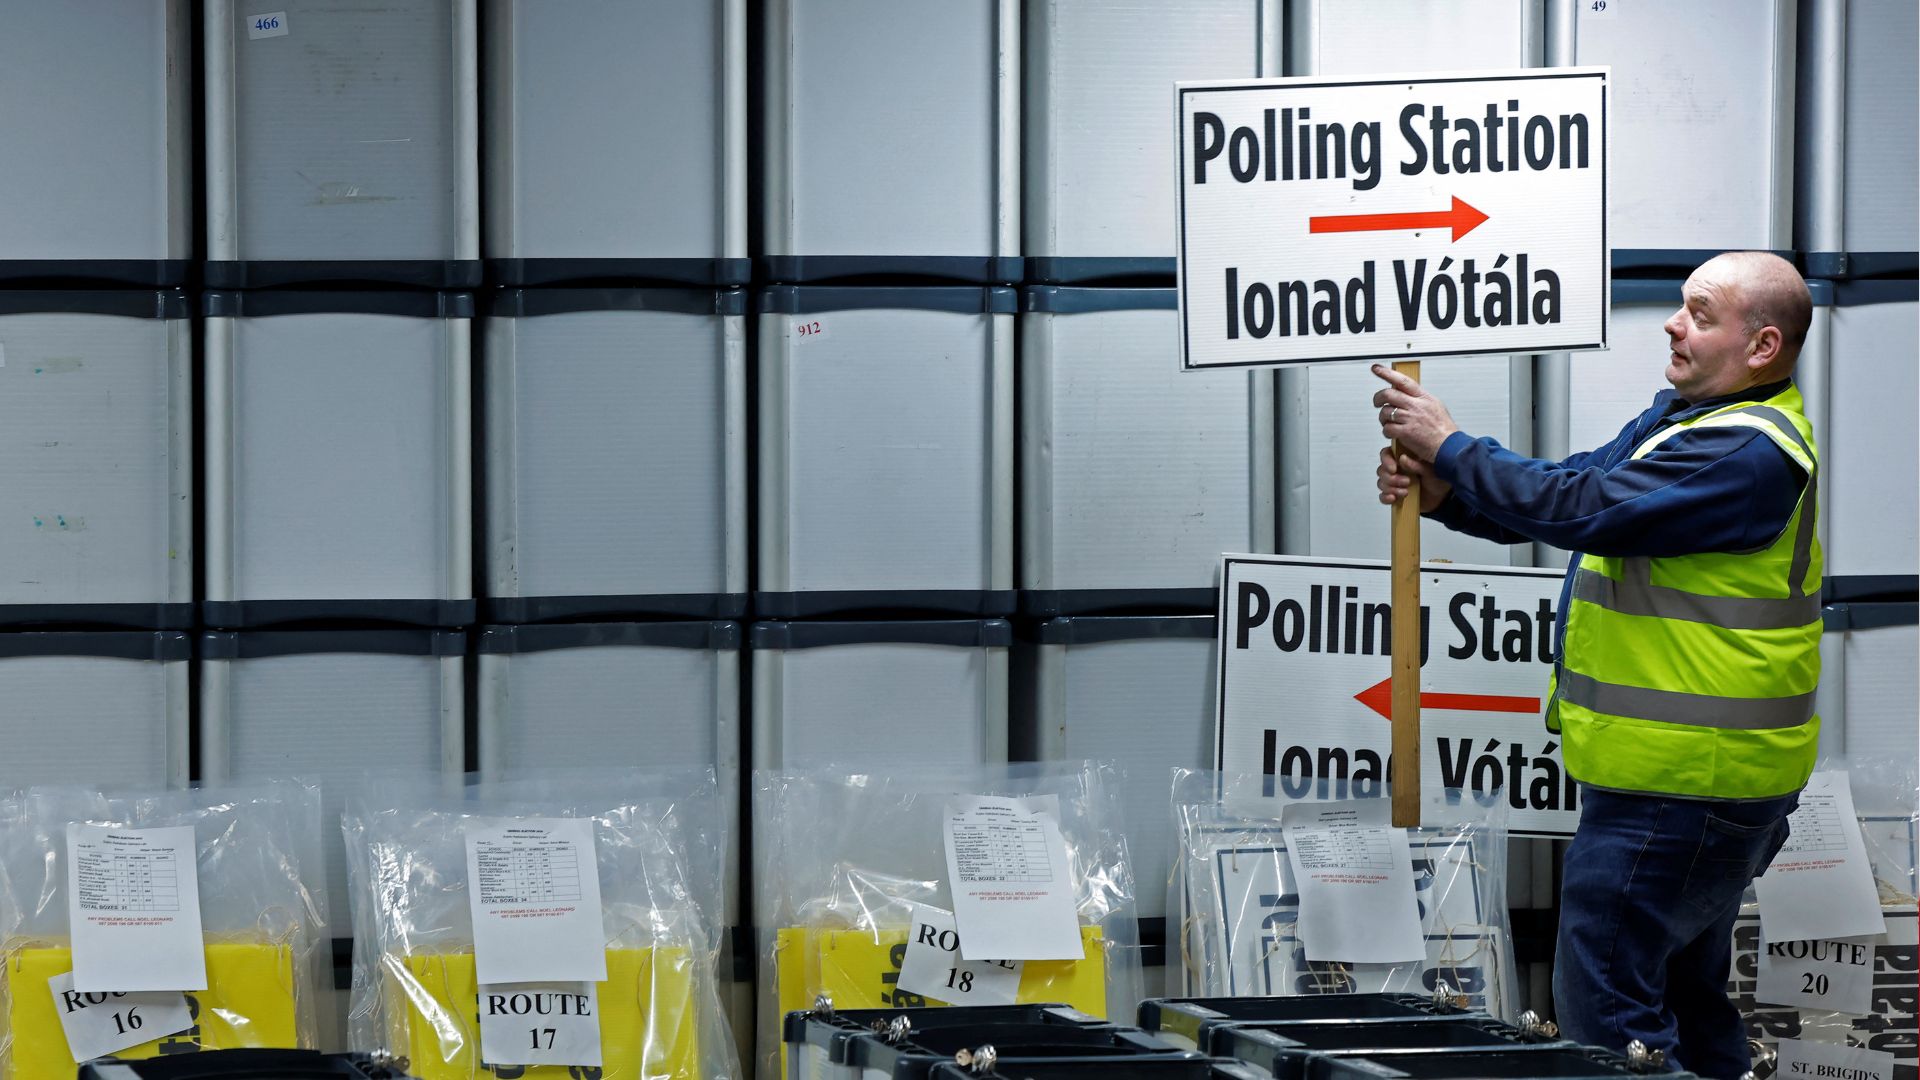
left=1663, top=261, right=1760, bottom=401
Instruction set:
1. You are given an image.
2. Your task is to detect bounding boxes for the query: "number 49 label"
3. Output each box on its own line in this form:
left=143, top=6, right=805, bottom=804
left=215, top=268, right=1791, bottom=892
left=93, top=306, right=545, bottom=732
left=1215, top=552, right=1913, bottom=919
left=48, top=972, right=192, bottom=1063
left=896, top=904, right=1023, bottom=1006
left=246, top=11, right=288, bottom=39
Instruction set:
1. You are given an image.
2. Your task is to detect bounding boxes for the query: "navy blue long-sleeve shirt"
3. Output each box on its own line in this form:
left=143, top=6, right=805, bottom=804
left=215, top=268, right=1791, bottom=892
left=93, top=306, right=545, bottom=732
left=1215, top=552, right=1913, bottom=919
left=1428, top=379, right=1809, bottom=658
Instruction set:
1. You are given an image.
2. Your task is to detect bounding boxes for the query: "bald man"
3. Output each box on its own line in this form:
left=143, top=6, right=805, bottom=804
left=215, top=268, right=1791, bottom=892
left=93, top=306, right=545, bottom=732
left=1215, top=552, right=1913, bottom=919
left=1373, top=252, right=1819, bottom=1078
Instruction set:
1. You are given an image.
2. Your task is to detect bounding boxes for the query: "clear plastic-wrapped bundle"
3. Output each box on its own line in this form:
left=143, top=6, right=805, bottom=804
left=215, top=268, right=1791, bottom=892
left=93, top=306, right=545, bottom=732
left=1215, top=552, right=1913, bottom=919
left=753, top=762, right=1144, bottom=1079
left=343, top=768, right=737, bottom=1080
left=1731, top=758, right=1919, bottom=1078
left=0, top=781, right=331, bottom=1078
left=1169, top=770, right=1517, bottom=1020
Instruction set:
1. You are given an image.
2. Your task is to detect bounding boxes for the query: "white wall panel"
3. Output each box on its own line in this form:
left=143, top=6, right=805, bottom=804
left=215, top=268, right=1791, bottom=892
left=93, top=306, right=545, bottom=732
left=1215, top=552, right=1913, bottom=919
left=1842, top=0, right=1920, bottom=256
left=1299, top=359, right=1526, bottom=565
left=0, top=637, right=187, bottom=791
left=201, top=633, right=464, bottom=924
left=1843, top=622, right=1919, bottom=771
left=207, top=297, right=471, bottom=622
left=0, top=0, right=188, bottom=269
left=484, top=0, right=741, bottom=268
left=207, top=0, right=477, bottom=266
left=1567, top=304, right=1673, bottom=454
left=758, top=291, right=1012, bottom=610
left=1297, top=0, right=1540, bottom=75
left=766, top=0, right=1014, bottom=268
left=1023, top=293, right=1273, bottom=599
left=477, top=623, right=741, bottom=922
left=485, top=293, right=744, bottom=615
left=1025, top=0, right=1275, bottom=263
left=1826, top=294, right=1918, bottom=580
left=750, top=623, right=1009, bottom=770
left=1563, top=0, right=1793, bottom=253
left=1018, top=618, right=1216, bottom=919
left=0, top=301, right=190, bottom=617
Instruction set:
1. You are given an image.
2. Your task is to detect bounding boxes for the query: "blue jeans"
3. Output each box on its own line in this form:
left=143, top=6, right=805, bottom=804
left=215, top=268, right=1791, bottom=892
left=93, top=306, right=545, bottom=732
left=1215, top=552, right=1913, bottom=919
left=1554, top=785, right=1798, bottom=1080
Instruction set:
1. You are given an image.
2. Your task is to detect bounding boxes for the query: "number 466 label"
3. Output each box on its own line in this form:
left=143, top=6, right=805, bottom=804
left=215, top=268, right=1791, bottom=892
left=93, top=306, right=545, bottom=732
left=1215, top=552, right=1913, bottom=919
left=246, top=11, right=288, bottom=39
left=896, top=905, right=1023, bottom=1006
left=48, top=972, right=192, bottom=1063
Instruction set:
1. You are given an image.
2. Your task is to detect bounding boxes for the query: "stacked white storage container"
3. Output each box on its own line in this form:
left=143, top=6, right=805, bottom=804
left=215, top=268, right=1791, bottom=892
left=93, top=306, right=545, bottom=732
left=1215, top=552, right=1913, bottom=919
left=1799, top=0, right=1920, bottom=279
left=1024, top=0, right=1281, bottom=282
left=1820, top=604, right=1920, bottom=775
left=1823, top=282, right=1919, bottom=602
left=0, top=1, right=190, bottom=286
left=763, top=0, right=1019, bottom=283
left=204, top=0, right=480, bottom=287
left=204, top=292, right=474, bottom=627
left=483, top=289, right=747, bottom=621
left=483, top=0, right=747, bottom=286
left=750, top=621, right=1010, bottom=770
left=1021, top=287, right=1274, bottom=613
left=1553, top=0, right=1795, bottom=268
left=0, top=293, right=192, bottom=628
left=476, top=621, right=743, bottom=922
left=757, top=287, right=1014, bottom=617
left=0, top=632, right=189, bottom=790
left=1013, top=614, right=1218, bottom=924
left=199, top=629, right=465, bottom=923
left=1819, top=280, right=1918, bottom=774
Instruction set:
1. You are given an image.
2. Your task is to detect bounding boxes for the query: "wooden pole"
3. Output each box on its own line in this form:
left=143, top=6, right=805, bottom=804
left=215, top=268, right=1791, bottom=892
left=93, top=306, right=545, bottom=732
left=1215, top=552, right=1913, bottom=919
left=1390, top=360, right=1422, bottom=828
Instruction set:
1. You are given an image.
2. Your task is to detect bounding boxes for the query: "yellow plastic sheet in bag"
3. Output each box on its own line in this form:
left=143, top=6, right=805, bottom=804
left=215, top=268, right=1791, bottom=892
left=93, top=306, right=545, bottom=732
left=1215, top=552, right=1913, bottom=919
left=774, top=924, right=1107, bottom=1016
left=5, top=941, right=298, bottom=1079
left=397, top=947, right=699, bottom=1080
left=773, top=925, right=1108, bottom=1079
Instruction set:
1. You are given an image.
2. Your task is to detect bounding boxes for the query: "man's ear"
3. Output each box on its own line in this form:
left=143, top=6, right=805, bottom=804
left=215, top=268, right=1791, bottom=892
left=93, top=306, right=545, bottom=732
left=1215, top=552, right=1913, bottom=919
left=1748, top=325, right=1784, bottom=370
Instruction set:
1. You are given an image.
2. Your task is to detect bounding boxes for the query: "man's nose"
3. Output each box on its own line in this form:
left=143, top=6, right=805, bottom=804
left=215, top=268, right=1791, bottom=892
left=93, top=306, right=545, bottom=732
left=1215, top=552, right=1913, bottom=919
left=1663, top=310, right=1685, bottom=338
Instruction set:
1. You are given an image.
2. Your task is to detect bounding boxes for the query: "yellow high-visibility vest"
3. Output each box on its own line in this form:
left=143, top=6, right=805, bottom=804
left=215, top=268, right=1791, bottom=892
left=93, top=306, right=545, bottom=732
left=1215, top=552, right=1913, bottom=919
left=1551, top=383, right=1822, bottom=800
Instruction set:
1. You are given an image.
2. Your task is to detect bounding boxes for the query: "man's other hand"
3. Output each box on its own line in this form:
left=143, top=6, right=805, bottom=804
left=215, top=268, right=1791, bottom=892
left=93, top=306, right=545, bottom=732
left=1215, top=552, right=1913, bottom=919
left=1377, top=445, right=1451, bottom=512
left=1371, top=363, right=1460, bottom=460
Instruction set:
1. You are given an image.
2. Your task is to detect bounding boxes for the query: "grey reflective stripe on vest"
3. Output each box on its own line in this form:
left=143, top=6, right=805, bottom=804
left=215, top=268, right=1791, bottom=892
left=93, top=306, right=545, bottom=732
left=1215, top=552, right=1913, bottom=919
left=1787, top=473, right=1817, bottom=597
left=1735, top=405, right=1820, bottom=596
left=1586, top=402, right=1821, bottom=617
left=1571, top=567, right=1821, bottom=629
left=1558, top=670, right=1816, bottom=730
left=1735, top=405, right=1813, bottom=459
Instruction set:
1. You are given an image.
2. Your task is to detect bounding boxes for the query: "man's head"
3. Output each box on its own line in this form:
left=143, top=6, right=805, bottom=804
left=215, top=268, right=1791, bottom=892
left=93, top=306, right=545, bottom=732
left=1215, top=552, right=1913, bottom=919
left=1662, top=251, right=1812, bottom=402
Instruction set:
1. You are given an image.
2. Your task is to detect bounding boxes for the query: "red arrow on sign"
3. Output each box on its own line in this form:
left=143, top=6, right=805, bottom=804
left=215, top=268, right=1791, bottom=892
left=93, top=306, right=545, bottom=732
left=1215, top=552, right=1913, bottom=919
left=1309, top=196, right=1491, bottom=242
left=1354, top=676, right=1540, bottom=721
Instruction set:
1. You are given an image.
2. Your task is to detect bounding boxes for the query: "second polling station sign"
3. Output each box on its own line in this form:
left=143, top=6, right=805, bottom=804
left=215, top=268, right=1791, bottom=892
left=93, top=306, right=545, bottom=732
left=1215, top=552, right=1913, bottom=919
left=1177, top=68, right=1609, bottom=370
left=1216, top=555, right=1577, bottom=837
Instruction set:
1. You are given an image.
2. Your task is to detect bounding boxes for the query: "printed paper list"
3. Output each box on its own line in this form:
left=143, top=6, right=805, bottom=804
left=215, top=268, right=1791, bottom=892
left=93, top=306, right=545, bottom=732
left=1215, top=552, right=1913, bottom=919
left=943, top=795, right=1083, bottom=962
left=67, top=825, right=207, bottom=993
left=465, top=818, right=608, bottom=985
left=1754, top=771, right=1886, bottom=943
left=1280, top=800, right=1425, bottom=964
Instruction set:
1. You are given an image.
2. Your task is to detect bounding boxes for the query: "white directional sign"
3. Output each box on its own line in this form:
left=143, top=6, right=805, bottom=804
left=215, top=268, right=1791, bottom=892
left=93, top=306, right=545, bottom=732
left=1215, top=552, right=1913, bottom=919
left=1215, top=555, right=1575, bottom=837
left=1177, top=69, right=1609, bottom=370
